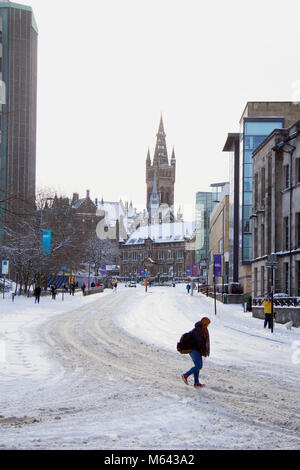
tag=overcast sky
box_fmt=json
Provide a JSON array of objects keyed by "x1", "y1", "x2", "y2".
[{"x1": 30, "y1": 0, "x2": 300, "y2": 218}]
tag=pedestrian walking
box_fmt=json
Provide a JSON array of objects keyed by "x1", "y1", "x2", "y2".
[
  {"x1": 114, "y1": 280, "x2": 118, "y2": 292},
  {"x1": 186, "y1": 283, "x2": 191, "y2": 294},
  {"x1": 71, "y1": 283, "x2": 75, "y2": 296},
  {"x1": 262, "y1": 294, "x2": 275, "y2": 329},
  {"x1": 179, "y1": 317, "x2": 211, "y2": 388},
  {"x1": 34, "y1": 285, "x2": 41, "y2": 304},
  {"x1": 50, "y1": 285, "x2": 57, "y2": 300}
]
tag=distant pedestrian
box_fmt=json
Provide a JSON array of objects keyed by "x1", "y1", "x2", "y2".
[
  {"x1": 114, "y1": 280, "x2": 118, "y2": 292},
  {"x1": 262, "y1": 295, "x2": 275, "y2": 329},
  {"x1": 34, "y1": 285, "x2": 41, "y2": 304},
  {"x1": 180, "y1": 317, "x2": 211, "y2": 388},
  {"x1": 186, "y1": 283, "x2": 191, "y2": 294},
  {"x1": 51, "y1": 285, "x2": 57, "y2": 300},
  {"x1": 71, "y1": 284, "x2": 75, "y2": 296}
]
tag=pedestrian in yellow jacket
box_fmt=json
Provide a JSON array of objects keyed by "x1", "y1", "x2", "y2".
[{"x1": 262, "y1": 295, "x2": 275, "y2": 329}]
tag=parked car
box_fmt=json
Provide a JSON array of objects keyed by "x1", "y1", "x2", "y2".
[
  {"x1": 128, "y1": 281, "x2": 136, "y2": 287},
  {"x1": 273, "y1": 293, "x2": 289, "y2": 298}
]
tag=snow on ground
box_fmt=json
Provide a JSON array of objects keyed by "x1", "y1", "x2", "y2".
[
  {"x1": 115, "y1": 285, "x2": 300, "y2": 386},
  {"x1": 0, "y1": 283, "x2": 299, "y2": 450}
]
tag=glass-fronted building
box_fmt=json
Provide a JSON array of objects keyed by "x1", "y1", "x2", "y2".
[
  {"x1": 195, "y1": 184, "x2": 226, "y2": 279},
  {"x1": 240, "y1": 118, "x2": 284, "y2": 264}
]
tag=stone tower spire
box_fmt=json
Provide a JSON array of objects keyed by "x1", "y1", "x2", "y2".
[
  {"x1": 146, "y1": 115, "x2": 176, "y2": 212},
  {"x1": 153, "y1": 114, "x2": 169, "y2": 167}
]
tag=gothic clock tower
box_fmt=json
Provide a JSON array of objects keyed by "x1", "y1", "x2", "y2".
[{"x1": 146, "y1": 116, "x2": 176, "y2": 212}]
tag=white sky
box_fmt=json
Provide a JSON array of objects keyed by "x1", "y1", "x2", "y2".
[{"x1": 30, "y1": 0, "x2": 300, "y2": 219}]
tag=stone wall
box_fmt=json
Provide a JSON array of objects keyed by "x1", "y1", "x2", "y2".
[{"x1": 252, "y1": 306, "x2": 300, "y2": 327}]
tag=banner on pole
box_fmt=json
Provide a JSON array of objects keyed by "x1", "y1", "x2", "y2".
[
  {"x1": 186, "y1": 266, "x2": 191, "y2": 276},
  {"x1": 193, "y1": 264, "x2": 198, "y2": 276},
  {"x1": 101, "y1": 265, "x2": 106, "y2": 276},
  {"x1": 213, "y1": 254, "x2": 222, "y2": 277},
  {"x1": 42, "y1": 230, "x2": 51, "y2": 254},
  {"x1": 2, "y1": 260, "x2": 9, "y2": 275}
]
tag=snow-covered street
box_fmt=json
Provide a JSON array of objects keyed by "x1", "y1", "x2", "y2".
[{"x1": 0, "y1": 284, "x2": 300, "y2": 450}]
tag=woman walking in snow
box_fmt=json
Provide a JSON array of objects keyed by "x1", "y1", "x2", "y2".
[{"x1": 181, "y1": 317, "x2": 210, "y2": 388}]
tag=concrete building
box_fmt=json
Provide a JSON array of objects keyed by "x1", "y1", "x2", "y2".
[
  {"x1": 251, "y1": 120, "x2": 300, "y2": 299},
  {"x1": 223, "y1": 102, "x2": 300, "y2": 293},
  {"x1": 0, "y1": 1, "x2": 38, "y2": 236}
]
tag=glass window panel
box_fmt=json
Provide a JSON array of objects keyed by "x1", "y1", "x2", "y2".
[
  {"x1": 244, "y1": 121, "x2": 283, "y2": 135},
  {"x1": 243, "y1": 191, "x2": 252, "y2": 205},
  {"x1": 244, "y1": 164, "x2": 252, "y2": 177},
  {"x1": 243, "y1": 205, "x2": 252, "y2": 219},
  {"x1": 243, "y1": 246, "x2": 252, "y2": 261},
  {"x1": 244, "y1": 177, "x2": 252, "y2": 191},
  {"x1": 244, "y1": 150, "x2": 253, "y2": 163},
  {"x1": 253, "y1": 135, "x2": 267, "y2": 148}
]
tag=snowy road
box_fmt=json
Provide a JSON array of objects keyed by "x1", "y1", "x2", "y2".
[{"x1": 0, "y1": 286, "x2": 300, "y2": 449}]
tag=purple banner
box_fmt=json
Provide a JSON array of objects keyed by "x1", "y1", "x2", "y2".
[
  {"x1": 140, "y1": 268, "x2": 144, "y2": 277},
  {"x1": 213, "y1": 255, "x2": 222, "y2": 277},
  {"x1": 101, "y1": 264, "x2": 106, "y2": 276},
  {"x1": 193, "y1": 264, "x2": 198, "y2": 276},
  {"x1": 186, "y1": 265, "x2": 191, "y2": 276}
]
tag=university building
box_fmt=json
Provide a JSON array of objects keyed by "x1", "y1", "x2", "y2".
[{"x1": 119, "y1": 116, "x2": 195, "y2": 280}]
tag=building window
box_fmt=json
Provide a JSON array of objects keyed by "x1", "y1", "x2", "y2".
[
  {"x1": 254, "y1": 173, "x2": 258, "y2": 210},
  {"x1": 261, "y1": 266, "x2": 265, "y2": 297},
  {"x1": 297, "y1": 159, "x2": 300, "y2": 184},
  {"x1": 167, "y1": 249, "x2": 173, "y2": 259},
  {"x1": 123, "y1": 252, "x2": 128, "y2": 261},
  {"x1": 132, "y1": 252, "x2": 137, "y2": 261},
  {"x1": 261, "y1": 167, "x2": 265, "y2": 204},
  {"x1": 261, "y1": 223, "x2": 265, "y2": 256},
  {"x1": 284, "y1": 165, "x2": 290, "y2": 189},
  {"x1": 284, "y1": 217, "x2": 289, "y2": 251},
  {"x1": 253, "y1": 227, "x2": 258, "y2": 259},
  {"x1": 158, "y1": 250, "x2": 164, "y2": 260},
  {"x1": 177, "y1": 250, "x2": 184, "y2": 260},
  {"x1": 284, "y1": 263, "x2": 289, "y2": 294},
  {"x1": 297, "y1": 213, "x2": 300, "y2": 249},
  {"x1": 254, "y1": 267, "x2": 258, "y2": 298}
]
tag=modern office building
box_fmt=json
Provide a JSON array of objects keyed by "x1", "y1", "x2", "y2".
[
  {"x1": 195, "y1": 183, "x2": 227, "y2": 282},
  {"x1": 224, "y1": 102, "x2": 300, "y2": 293},
  {"x1": 0, "y1": 1, "x2": 38, "y2": 236}
]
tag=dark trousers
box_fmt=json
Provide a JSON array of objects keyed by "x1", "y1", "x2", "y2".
[{"x1": 264, "y1": 314, "x2": 273, "y2": 329}]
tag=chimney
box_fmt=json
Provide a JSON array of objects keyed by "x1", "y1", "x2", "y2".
[{"x1": 86, "y1": 189, "x2": 90, "y2": 199}]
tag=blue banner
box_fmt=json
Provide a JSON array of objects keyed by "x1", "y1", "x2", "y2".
[
  {"x1": 42, "y1": 230, "x2": 51, "y2": 254},
  {"x1": 101, "y1": 265, "x2": 106, "y2": 276}
]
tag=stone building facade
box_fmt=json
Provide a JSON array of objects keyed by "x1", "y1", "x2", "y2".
[
  {"x1": 251, "y1": 121, "x2": 300, "y2": 298},
  {"x1": 119, "y1": 222, "x2": 195, "y2": 280}
]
